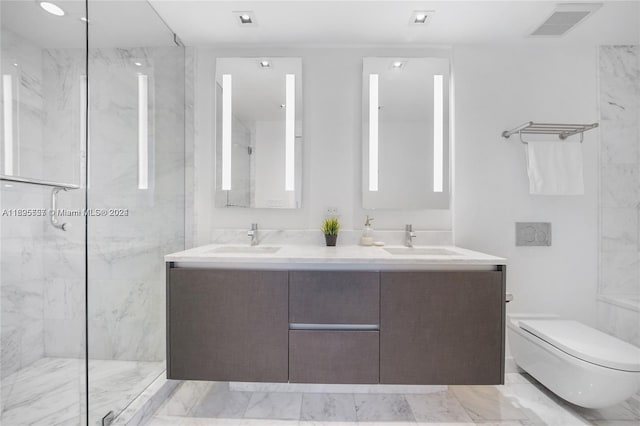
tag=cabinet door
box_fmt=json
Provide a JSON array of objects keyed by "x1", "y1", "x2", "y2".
[
  {"x1": 167, "y1": 268, "x2": 288, "y2": 382},
  {"x1": 289, "y1": 271, "x2": 379, "y2": 324},
  {"x1": 289, "y1": 330, "x2": 379, "y2": 384},
  {"x1": 380, "y1": 270, "x2": 505, "y2": 385}
]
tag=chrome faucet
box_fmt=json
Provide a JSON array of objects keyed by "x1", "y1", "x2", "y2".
[
  {"x1": 248, "y1": 223, "x2": 258, "y2": 246},
  {"x1": 405, "y1": 224, "x2": 416, "y2": 247}
]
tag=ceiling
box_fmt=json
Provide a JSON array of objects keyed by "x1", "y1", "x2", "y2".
[
  {"x1": 149, "y1": 0, "x2": 640, "y2": 47},
  {"x1": 1, "y1": 0, "x2": 175, "y2": 48},
  {"x1": 1, "y1": 1, "x2": 638, "y2": 49}
]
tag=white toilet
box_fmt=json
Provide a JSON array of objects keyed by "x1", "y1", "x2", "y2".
[{"x1": 507, "y1": 314, "x2": 640, "y2": 408}]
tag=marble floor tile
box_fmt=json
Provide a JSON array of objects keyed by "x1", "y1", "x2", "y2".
[
  {"x1": 147, "y1": 415, "x2": 188, "y2": 425},
  {"x1": 405, "y1": 391, "x2": 473, "y2": 423},
  {"x1": 590, "y1": 421, "x2": 640, "y2": 426},
  {"x1": 244, "y1": 392, "x2": 303, "y2": 420},
  {"x1": 564, "y1": 401, "x2": 639, "y2": 421},
  {"x1": 180, "y1": 419, "x2": 299, "y2": 426},
  {"x1": 158, "y1": 381, "x2": 221, "y2": 416},
  {"x1": 192, "y1": 390, "x2": 252, "y2": 419},
  {"x1": 497, "y1": 384, "x2": 589, "y2": 425},
  {"x1": 1, "y1": 357, "x2": 163, "y2": 426},
  {"x1": 300, "y1": 393, "x2": 357, "y2": 422},
  {"x1": 450, "y1": 386, "x2": 528, "y2": 422},
  {"x1": 503, "y1": 374, "x2": 533, "y2": 385},
  {"x1": 354, "y1": 394, "x2": 415, "y2": 422}
]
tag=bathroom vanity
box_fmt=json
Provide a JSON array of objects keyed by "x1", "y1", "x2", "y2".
[{"x1": 165, "y1": 245, "x2": 507, "y2": 385}]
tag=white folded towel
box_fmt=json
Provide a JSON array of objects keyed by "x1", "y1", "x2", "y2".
[{"x1": 526, "y1": 141, "x2": 584, "y2": 195}]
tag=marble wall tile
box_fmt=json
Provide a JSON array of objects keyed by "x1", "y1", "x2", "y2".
[
  {"x1": 597, "y1": 45, "x2": 640, "y2": 343},
  {"x1": 597, "y1": 300, "x2": 640, "y2": 346}
]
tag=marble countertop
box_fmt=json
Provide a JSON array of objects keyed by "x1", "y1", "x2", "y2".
[{"x1": 165, "y1": 244, "x2": 506, "y2": 268}]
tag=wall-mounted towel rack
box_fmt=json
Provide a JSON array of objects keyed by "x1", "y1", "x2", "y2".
[{"x1": 502, "y1": 122, "x2": 598, "y2": 144}]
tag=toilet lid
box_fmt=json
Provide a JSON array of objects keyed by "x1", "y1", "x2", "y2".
[{"x1": 519, "y1": 319, "x2": 640, "y2": 372}]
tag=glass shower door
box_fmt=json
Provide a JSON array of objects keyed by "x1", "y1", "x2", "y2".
[
  {"x1": 1, "y1": 1, "x2": 88, "y2": 424},
  {"x1": 86, "y1": 1, "x2": 185, "y2": 423}
]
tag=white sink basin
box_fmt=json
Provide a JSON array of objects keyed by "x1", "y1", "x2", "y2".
[
  {"x1": 384, "y1": 247, "x2": 458, "y2": 256},
  {"x1": 209, "y1": 246, "x2": 282, "y2": 254}
]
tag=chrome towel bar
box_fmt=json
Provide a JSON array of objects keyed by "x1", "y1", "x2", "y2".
[{"x1": 502, "y1": 121, "x2": 599, "y2": 144}]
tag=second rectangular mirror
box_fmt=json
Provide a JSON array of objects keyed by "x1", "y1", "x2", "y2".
[
  {"x1": 362, "y1": 57, "x2": 450, "y2": 210},
  {"x1": 215, "y1": 57, "x2": 303, "y2": 209}
]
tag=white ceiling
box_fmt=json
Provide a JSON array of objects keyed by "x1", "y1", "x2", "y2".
[
  {"x1": 149, "y1": 0, "x2": 640, "y2": 47},
  {"x1": 1, "y1": 0, "x2": 175, "y2": 48}
]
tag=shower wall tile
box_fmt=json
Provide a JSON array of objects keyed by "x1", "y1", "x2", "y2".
[
  {"x1": 1, "y1": 29, "x2": 45, "y2": 179},
  {"x1": 40, "y1": 46, "x2": 185, "y2": 362},
  {"x1": 1, "y1": 188, "x2": 47, "y2": 378}
]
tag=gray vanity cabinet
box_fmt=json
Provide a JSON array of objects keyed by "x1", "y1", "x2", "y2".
[
  {"x1": 166, "y1": 265, "x2": 506, "y2": 385},
  {"x1": 167, "y1": 268, "x2": 288, "y2": 382},
  {"x1": 380, "y1": 270, "x2": 505, "y2": 385}
]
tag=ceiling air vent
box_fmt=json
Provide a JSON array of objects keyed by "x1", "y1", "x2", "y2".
[{"x1": 531, "y1": 3, "x2": 602, "y2": 37}]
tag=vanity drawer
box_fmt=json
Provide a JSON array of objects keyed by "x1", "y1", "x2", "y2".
[
  {"x1": 289, "y1": 271, "x2": 379, "y2": 324},
  {"x1": 289, "y1": 330, "x2": 379, "y2": 383}
]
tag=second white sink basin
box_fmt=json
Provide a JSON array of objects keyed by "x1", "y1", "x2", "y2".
[
  {"x1": 209, "y1": 246, "x2": 282, "y2": 254},
  {"x1": 384, "y1": 247, "x2": 458, "y2": 256}
]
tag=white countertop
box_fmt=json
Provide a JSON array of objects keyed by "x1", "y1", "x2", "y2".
[{"x1": 165, "y1": 244, "x2": 506, "y2": 269}]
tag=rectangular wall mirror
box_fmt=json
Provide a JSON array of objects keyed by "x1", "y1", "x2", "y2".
[
  {"x1": 362, "y1": 57, "x2": 450, "y2": 210},
  {"x1": 214, "y1": 57, "x2": 303, "y2": 209}
]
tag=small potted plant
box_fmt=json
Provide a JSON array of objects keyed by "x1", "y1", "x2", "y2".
[{"x1": 321, "y1": 217, "x2": 340, "y2": 247}]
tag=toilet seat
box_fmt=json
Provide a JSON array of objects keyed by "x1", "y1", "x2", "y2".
[{"x1": 519, "y1": 319, "x2": 640, "y2": 372}]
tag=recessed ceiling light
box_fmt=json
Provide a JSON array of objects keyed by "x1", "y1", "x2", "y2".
[
  {"x1": 409, "y1": 10, "x2": 433, "y2": 25},
  {"x1": 39, "y1": 2, "x2": 65, "y2": 17},
  {"x1": 134, "y1": 62, "x2": 142, "y2": 67},
  {"x1": 391, "y1": 61, "x2": 406, "y2": 69},
  {"x1": 235, "y1": 11, "x2": 257, "y2": 26},
  {"x1": 12, "y1": 63, "x2": 18, "y2": 67},
  {"x1": 80, "y1": 17, "x2": 89, "y2": 23},
  {"x1": 259, "y1": 60, "x2": 271, "y2": 68}
]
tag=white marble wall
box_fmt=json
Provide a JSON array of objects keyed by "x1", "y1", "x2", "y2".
[
  {"x1": 1, "y1": 29, "x2": 48, "y2": 380},
  {"x1": 0, "y1": 186, "x2": 47, "y2": 379},
  {"x1": 597, "y1": 45, "x2": 640, "y2": 343}
]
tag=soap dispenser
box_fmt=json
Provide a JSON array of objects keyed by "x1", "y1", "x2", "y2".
[{"x1": 360, "y1": 215, "x2": 374, "y2": 246}]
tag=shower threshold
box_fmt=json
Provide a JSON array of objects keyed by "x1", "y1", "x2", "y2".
[{"x1": 1, "y1": 357, "x2": 163, "y2": 425}]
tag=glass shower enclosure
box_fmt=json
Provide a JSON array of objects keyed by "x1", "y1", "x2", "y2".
[{"x1": 0, "y1": 1, "x2": 185, "y2": 424}]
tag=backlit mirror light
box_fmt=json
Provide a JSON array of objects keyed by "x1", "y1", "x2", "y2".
[
  {"x1": 368, "y1": 74, "x2": 379, "y2": 192},
  {"x1": 433, "y1": 75, "x2": 444, "y2": 192},
  {"x1": 221, "y1": 74, "x2": 232, "y2": 190},
  {"x1": 285, "y1": 74, "x2": 295, "y2": 191}
]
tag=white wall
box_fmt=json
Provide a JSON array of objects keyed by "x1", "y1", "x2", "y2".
[
  {"x1": 191, "y1": 47, "x2": 452, "y2": 246},
  {"x1": 453, "y1": 45, "x2": 599, "y2": 325}
]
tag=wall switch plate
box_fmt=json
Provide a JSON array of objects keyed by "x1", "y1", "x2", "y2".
[{"x1": 516, "y1": 222, "x2": 551, "y2": 246}]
